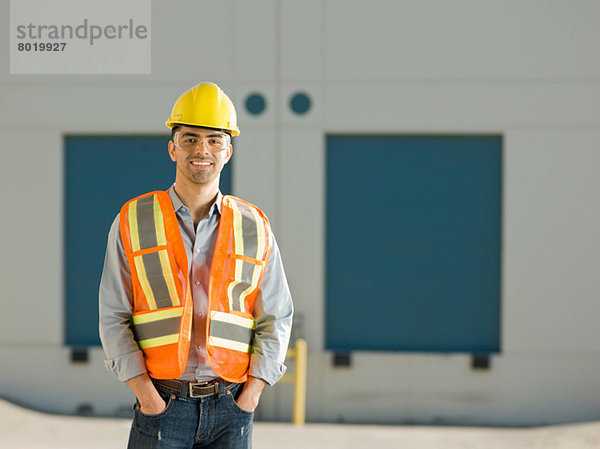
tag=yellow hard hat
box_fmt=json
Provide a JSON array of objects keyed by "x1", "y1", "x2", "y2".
[{"x1": 165, "y1": 82, "x2": 240, "y2": 136}]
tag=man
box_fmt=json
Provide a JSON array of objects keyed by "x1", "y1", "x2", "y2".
[{"x1": 99, "y1": 82, "x2": 293, "y2": 448}]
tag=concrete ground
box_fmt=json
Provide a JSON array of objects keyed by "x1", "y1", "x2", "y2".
[{"x1": 1, "y1": 399, "x2": 599, "y2": 449}]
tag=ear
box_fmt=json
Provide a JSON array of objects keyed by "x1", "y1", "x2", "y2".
[
  {"x1": 225, "y1": 144, "x2": 233, "y2": 164},
  {"x1": 168, "y1": 140, "x2": 177, "y2": 162}
]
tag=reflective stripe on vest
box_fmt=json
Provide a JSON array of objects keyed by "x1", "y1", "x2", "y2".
[
  {"x1": 128, "y1": 194, "x2": 167, "y2": 251},
  {"x1": 128, "y1": 194, "x2": 180, "y2": 310},
  {"x1": 209, "y1": 311, "x2": 256, "y2": 353},
  {"x1": 132, "y1": 307, "x2": 183, "y2": 349},
  {"x1": 227, "y1": 200, "x2": 267, "y2": 313}
]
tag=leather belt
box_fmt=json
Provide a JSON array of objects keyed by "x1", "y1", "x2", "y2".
[{"x1": 153, "y1": 378, "x2": 233, "y2": 399}]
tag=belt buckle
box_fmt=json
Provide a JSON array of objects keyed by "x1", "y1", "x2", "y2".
[{"x1": 188, "y1": 381, "x2": 215, "y2": 398}]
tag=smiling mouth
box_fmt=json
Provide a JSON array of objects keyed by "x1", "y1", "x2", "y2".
[{"x1": 189, "y1": 159, "x2": 213, "y2": 168}]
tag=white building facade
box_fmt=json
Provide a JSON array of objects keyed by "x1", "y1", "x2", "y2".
[{"x1": 1, "y1": 0, "x2": 599, "y2": 426}]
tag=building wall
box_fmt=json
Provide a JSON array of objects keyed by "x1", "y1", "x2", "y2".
[{"x1": 1, "y1": 0, "x2": 599, "y2": 425}]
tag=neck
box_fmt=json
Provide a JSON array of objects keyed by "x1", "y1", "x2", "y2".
[{"x1": 173, "y1": 176, "x2": 220, "y2": 225}]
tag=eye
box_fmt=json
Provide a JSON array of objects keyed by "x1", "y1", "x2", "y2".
[
  {"x1": 210, "y1": 138, "x2": 223, "y2": 145},
  {"x1": 183, "y1": 137, "x2": 197, "y2": 143}
]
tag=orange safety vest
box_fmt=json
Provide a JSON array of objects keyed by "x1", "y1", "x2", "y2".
[{"x1": 119, "y1": 190, "x2": 272, "y2": 382}]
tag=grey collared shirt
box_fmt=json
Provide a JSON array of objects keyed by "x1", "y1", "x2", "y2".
[{"x1": 99, "y1": 186, "x2": 293, "y2": 385}]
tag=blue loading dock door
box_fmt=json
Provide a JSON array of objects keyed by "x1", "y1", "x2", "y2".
[
  {"x1": 326, "y1": 135, "x2": 501, "y2": 353},
  {"x1": 65, "y1": 136, "x2": 232, "y2": 346}
]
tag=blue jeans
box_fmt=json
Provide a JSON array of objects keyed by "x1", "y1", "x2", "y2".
[{"x1": 127, "y1": 381, "x2": 254, "y2": 449}]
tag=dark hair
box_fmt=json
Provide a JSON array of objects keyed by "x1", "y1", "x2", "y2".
[{"x1": 170, "y1": 124, "x2": 231, "y2": 142}]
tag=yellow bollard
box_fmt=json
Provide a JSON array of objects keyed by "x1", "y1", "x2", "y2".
[
  {"x1": 292, "y1": 339, "x2": 307, "y2": 425},
  {"x1": 280, "y1": 338, "x2": 307, "y2": 425}
]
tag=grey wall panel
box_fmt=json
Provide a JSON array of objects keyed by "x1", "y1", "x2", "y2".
[{"x1": 324, "y1": 0, "x2": 600, "y2": 81}]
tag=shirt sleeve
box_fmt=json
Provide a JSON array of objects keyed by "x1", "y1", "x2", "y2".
[
  {"x1": 249, "y1": 232, "x2": 294, "y2": 386},
  {"x1": 98, "y1": 214, "x2": 147, "y2": 382}
]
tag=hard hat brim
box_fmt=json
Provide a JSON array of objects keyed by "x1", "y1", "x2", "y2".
[{"x1": 165, "y1": 119, "x2": 240, "y2": 136}]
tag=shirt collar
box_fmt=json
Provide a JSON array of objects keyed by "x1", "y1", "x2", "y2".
[{"x1": 168, "y1": 184, "x2": 223, "y2": 218}]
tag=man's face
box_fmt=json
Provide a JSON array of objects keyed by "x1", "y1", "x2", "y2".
[{"x1": 168, "y1": 125, "x2": 232, "y2": 186}]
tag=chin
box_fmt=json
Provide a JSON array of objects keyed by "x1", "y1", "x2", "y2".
[{"x1": 190, "y1": 174, "x2": 218, "y2": 185}]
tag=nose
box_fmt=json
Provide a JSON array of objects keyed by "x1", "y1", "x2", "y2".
[{"x1": 194, "y1": 140, "x2": 210, "y2": 155}]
